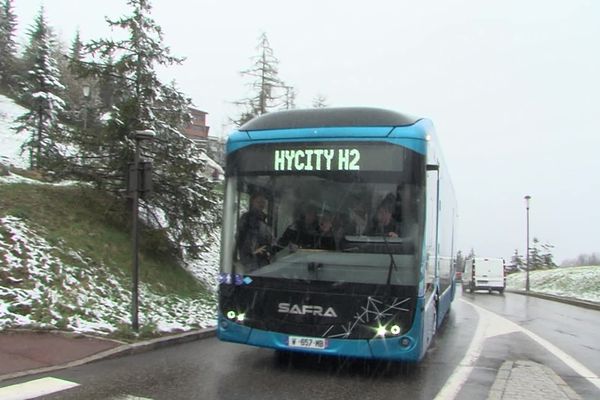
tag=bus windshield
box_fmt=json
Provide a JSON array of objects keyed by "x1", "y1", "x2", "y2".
[{"x1": 221, "y1": 144, "x2": 425, "y2": 286}]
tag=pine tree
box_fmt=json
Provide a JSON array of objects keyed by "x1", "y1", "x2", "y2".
[
  {"x1": 14, "y1": 6, "x2": 66, "y2": 171},
  {"x1": 234, "y1": 33, "x2": 287, "y2": 125},
  {"x1": 283, "y1": 86, "x2": 297, "y2": 110},
  {"x1": 467, "y1": 248, "x2": 476, "y2": 259},
  {"x1": 529, "y1": 237, "x2": 544, "y2": 270},
  {"x1": 79, "y1": 0, "x2": 218, "y2": 257},
  {"x1": 61, "y1": 30, "x2": 98, "y2": 128},
  {"x1": 0, "y1": 0, "x2": 18, "y2": 90},
  {"x1": 540, "y1": 241, "x2": 557, "y2": 268},
  {"x1": 312, "y1": 94, "x2": 328, "y2": 108},
  {"x1": 511, "y1": 249, "x2": 524, "y2": 267}
]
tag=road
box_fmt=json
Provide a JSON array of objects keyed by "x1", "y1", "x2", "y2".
[{"x1": 2, "y1": 290, "x2": 599, "y2": 400}]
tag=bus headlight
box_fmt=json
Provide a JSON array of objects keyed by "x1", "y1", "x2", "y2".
[
  {"x1": 376, "y1": 325, "x2": 388, "y2": 337},
  {"x1": 390, "y1": 325, "x2": 401, "y2": 335},
  {"x1": 236, "y1": 313, "x2": 246, "y2": 322},
  {"x1": 226, "y1": 310, "x2": 236, "y2": 320}
]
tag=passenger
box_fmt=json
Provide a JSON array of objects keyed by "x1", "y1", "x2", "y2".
[
  {"x1": 364, "y1": 197, "x2": 401, "y2": 238},
  {"x1": 237, "y1": 192, "x2": 273, "y2": 271},
  {"x1": 278, "y1": 205, "x2": 320, "y2": 249},
  {"x1": 316, "y1": 212, "x2": 336, "y2": 250}
]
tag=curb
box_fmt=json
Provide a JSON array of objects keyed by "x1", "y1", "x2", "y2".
[
  {"x1": 0, "y1": 327, "x2": 217, "y2": 383},
  {"x1": 506, "y1": 289, "x2": 600, "y2": 311}
]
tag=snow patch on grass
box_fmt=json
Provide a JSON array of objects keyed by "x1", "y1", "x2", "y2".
[
  {"x1": 506, "y1": 266, "x2": 600, "y2": 303},
  {"x1": 0, "y1": 215, "x2": 217, "y2": 335}
]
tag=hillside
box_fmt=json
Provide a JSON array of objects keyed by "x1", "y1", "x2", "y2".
[
  {"x1": 0, "y1": 93, "x2": 219, "y2": 337},
  {"x1": 0, "y1": 178, "x2": 219, "y2": 336},
  {"x1": 506, "y1": 266, "x2": 600, "y2": 303}
]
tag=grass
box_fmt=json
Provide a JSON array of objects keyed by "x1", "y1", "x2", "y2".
[{"x1": 0, "y1": 183, "x2": 211, "y2": 300}]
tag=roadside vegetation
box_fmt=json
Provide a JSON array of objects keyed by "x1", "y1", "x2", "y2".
[
  {"x1": 0, "y1": 180, "x2": 218, "y2": 339},
  {"x1": 506, "y1": 266, "x2": 600, "y2": 303},
  {"x1": 0, "y1": 0, "x2": 222, "y2": 339}
]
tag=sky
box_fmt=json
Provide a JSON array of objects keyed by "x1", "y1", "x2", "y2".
[{"x1": 11, "y1": 0, "x2": 600, "y2": 263}]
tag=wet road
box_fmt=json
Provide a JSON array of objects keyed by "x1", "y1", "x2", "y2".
[{"x1": 2, "y1": 290, "x2": 599, "y2": 399}]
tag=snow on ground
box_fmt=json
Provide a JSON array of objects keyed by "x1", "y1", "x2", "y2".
[
  {"x1": 506, "y1": 266, "x2": 600, "y2": 303},
  {"x1": 1, "y1": 93, "x2": 221, "y2": 335},
  {"x1": 0, "y1": 215, "x2": 217, "y2": 334},
  {"x1": 0, "y1": 94, "x2": 30, "y2": 169}
]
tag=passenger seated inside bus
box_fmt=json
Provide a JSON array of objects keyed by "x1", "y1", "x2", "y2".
[
  {"x1": 315, "y1": 212, "x2": 336, "y2": 250},
  {"x1": 277, "y1": 204, "x2": 320, "y2": 249},
  {"x1": 364, "y1": 195, "x2": 401, "y2": 238},
  {"x1": 277, "y1": 205, "x2": 338, "y2": 251},
  {"x1": 236, "y1": 192, "x2": 273, "y2": 271}
]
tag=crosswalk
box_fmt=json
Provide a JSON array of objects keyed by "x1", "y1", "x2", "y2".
[
  {"x1": 0, "y1": 377, "x2": 153, "y2": 400},
  {"x1": 0, "y1": 377, "x2": 78, "y2": 400}
]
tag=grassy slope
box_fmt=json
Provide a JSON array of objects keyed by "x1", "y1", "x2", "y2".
[
  {"x1": 506, "y1": 266, "x2": 600, "y2": 303},
  {"x1": 0, "y1": 183, "x2": 210, "y2": 300}
]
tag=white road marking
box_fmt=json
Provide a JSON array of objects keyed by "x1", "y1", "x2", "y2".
[
  {"x1": 0, "y1": 377, "x2": 79, "y2": 400},
  {"x1": 434, "y1": 299, "x2": 600, "y2": 400}
]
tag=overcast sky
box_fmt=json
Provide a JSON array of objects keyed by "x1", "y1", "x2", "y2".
[{"x1": 13, "y1": 0, "x2": 600, "y2": 263}]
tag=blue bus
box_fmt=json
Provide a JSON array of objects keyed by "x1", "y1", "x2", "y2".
[{"x1": 217, "y1": 108, "x2": 457, "y2": 362}]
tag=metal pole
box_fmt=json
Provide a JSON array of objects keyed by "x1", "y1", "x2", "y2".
[
  {"x1": 525, "y1": 196, "x2": 531, "y2": 292},
  {"x1": 131, "y1": 138, "x2": 141, "y2": 331}
]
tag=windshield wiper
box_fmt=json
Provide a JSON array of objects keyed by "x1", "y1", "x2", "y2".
[{"x1": 382, "y1": 234, "x2": 398, "y2": 287}]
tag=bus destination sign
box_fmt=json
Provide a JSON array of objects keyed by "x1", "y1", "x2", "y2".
[
  {"x1": 228, "y1": 142, "x2": 413, "y2": 175},
  {"x1": 274, "y1": 148, "x2": 360, "y2": 171}
]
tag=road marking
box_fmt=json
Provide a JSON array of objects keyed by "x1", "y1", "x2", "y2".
[
  {"x1": 433, "y1": 298, "x2": 516, "y2": 400},
  {"x1": 0, "y1": 377, "x2": 79, "y2": 400},
  {"x1": 435, "y1": 299, "x2": 600, "y2": 400}
]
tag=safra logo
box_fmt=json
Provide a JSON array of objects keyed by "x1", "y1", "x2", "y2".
[
  {"x1": 274, "y1": 149, "x2": 360, "y2": 171},
  {"x1": 278, "y1": 303, "x2": 338, "y2": 317}
]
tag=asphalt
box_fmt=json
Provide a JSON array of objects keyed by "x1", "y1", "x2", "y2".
[
  {"x1": 0, "y1": 327, "x2": 216, "y2": 382},
  {"x1": 0, "y1": 290, "x2": 597, "y2": 390}
]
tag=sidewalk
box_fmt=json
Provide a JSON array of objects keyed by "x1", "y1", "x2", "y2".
[{"x1": 0, "y1": 328, "x2": 216, "y2": 382}]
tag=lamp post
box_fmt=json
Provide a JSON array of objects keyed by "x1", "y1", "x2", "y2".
[
  {"x1": 524, "y1": 195, "x2": 531, "y2": 292},
  {"x1": 131, "y1": 129, "x2": 155, "y2": 332},
  {"x1": 82, "y1": 84, "x2": 91, "y2": 131}
]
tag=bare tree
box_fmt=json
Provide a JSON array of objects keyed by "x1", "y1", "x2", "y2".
[
  {"x1": 312, "y1": 93, "x2": 328, "y2": 108},
  {"x1": 234, "y1": 33, "x2": 289, "y2": 125}
]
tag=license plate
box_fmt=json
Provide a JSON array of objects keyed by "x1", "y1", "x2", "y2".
[{"x1": 288, "y1": 336, "x2": 328, "y2": 350}]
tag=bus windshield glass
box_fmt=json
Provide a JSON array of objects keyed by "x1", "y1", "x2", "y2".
[{"x1": 222, "y1": 142, "x2": 425, "y2": 286}]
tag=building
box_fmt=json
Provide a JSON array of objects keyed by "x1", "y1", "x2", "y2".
[
  {"x1": 181, "y1": 107, "x2": 225, "y2": 179},
  {"x1": 183, "y1": 107, "x2": 210, "y2": 139}
]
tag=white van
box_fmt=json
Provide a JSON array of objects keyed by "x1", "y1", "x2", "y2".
[{"x1": 462, "y1": 257, "x2": 505, "y2": 293}]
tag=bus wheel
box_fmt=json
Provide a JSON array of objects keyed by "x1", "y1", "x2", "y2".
[{"x1": 469, "y1": 283, "x2": 474, "y2": 293}]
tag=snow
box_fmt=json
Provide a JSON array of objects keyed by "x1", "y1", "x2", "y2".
[
  {"x1": 0, "y1": 215, "x2": 217, "y2": 334},
  {"x1": 0, "y1": 94, "x2": 30, "y2": 169},
  {"x1": 1, "y1": 93, "x2": 221, "y2": 336},
  {"x1": 506, "y1": 266, "x2": 600, "y2": 303}
]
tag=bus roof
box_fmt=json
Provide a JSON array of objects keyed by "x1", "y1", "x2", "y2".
[{"x1": 240, "y1": 107, "x2": 420, "y2": 131}]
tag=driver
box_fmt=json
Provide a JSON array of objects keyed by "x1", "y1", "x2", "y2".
[{"x1": 364, "y1": 197, "x2": 400, "y2": 238}]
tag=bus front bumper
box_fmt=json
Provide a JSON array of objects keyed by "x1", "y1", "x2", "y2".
[{"x1": 217, "y1": 316, "x2": 423, "y2": 362}]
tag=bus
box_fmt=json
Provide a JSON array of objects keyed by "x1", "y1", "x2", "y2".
[{"x1": 217, "y1": 107, "x2": 457, "y2": 362}]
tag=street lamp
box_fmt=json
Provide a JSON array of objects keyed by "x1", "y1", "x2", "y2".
[
  {"x1": 524, "y1": 195, "x2": 531, "y2": 292},
  {"x1": 131, "y1": 129, "x2": 155, "y2": 332},
  {"x1": 82, "y1": 84, "x2": 91, "y2": 131}
]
